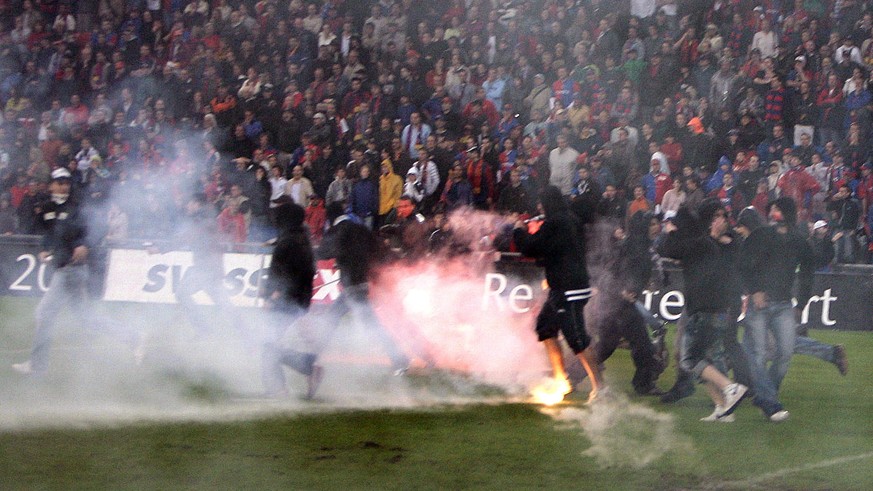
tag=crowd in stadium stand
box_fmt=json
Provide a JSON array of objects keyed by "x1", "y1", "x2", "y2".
[{"x1": 0, "y1": 0, "x2": 872, "y2": 266}]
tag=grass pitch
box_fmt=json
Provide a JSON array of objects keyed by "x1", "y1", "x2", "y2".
[{"x1": 0, "y1": 297, "x2": 871, "y2": 490}]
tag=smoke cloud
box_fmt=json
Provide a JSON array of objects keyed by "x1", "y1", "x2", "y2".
[{"x1": 544, "y1": 394, "x2": 695, "y2": 469}]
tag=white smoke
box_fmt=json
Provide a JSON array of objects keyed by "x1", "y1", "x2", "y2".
[
  {"x1": 544, "y1": 394, "x2": 695, "y2": 469},
  {"x1": 0, "y1": 193, "x2": 631, "y2": 433},
  {"x1": 1, "y1": 249, "x2": 552, "y2": 430}
]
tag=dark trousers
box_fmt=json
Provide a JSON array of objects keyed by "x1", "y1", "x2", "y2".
[{"x1": 591, "y1": 298, "x2": 661, "y2": 393}]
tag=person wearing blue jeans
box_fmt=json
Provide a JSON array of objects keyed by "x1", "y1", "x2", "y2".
[
  {"x1": 736, "y1": 199, "x2": 815, "y2": 422},
  {"x1": 795, "y1": 336, "x2": 847, "y2": 374},
  {"x1": 13, "y1": 168, "x2": 140, "y2": 375},
  {"x1": 742, "y1": 300, "x2": 796, "y2": 417},
  {"x1": 657, "y1": 200, "x2": 749, "y2": 421}
]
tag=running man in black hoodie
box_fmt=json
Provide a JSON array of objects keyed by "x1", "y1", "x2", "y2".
[
  {"x1": 314, "y1": 203, "x2": 410, "y2": 375},
  {"x1": 657, "y1": 199, "x2": 748, "y2": 421},
  {"x1": 514, "y1": 186, "x2": 605, "y2": 403},
  {"x1": 261, "y1": 201, "x2": 321, "y2": 399}
]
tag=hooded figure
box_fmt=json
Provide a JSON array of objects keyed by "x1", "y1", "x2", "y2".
[
  {"x1": 736, "y1": 206, "x2": 766, "y2": 233},
  {"x1": 650, "y1": 151, "x2": 670, "y2": 175},
  {"x1": 268, "y1": 202, "x2": 316, "y2": 311},
  {"x1": 737, "y1": 195, "x2": 815, "y2": 420},
  {"x1": 769, "y1": 196, "x2": 797, "y2": 229},
  {"x1": 587, "y1": 210, "x2": 666, "y2": 395},
  {"x1": 513, "y1": 185, "x2": 606, "y2": 402},
  {"x1": 657, "y1": 199, "x2": 749, "y2": 421},
  {"x1": 403, "y1": 166, "x2": 424, "y2": 203},
  {"x1": 260, "y1": 201, "x2": 323, "y2": 399}
]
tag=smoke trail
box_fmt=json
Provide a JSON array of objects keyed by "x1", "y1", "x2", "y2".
[{"x1": 543, "y1": 394, "x2": 695, "y2": 469}]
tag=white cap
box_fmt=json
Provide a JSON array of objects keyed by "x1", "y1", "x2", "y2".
[
  {"x1": 813, "y1": 220, "x2": 828, "y2": 230},
  {"x1": 50, "y1": 167, "x2": 72, "y2": 180}
]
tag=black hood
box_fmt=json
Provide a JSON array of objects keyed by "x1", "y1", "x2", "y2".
[
  {"x1": 274, "y1": 202, "x2": 306, "y2": 234},
  {"x1": 697, "y1": 197, "x2": 725, "y2": 228},
  {"x1": 672, "y1": 204, "x2": 705, "y2": 239},
  {"x1": 736, "y1": 206, "x2": 766, "y2": 232},
  {"x1": 769, "y1": 196, "x2": 797, "y2": 227},
  {"x1": 540, "y1": 185, "x2": 569, "y2": 219}
]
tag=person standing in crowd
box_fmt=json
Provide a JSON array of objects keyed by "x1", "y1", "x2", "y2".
[
  {"x1": 827, "y1": 184, "x2": 863, "y2": 264},
  {"x1": 378, "y1": 155, "x2": 404, "y2": 228},
  {"x1": 325, "y1": 166, "x2": 352, "y2": 209},
  {"x1": 285, "y1": 164, "x2": 315, "y2": 208},
  {"x1": 410, "y1": 147, "x2": 440, "y2": 213},
  {"x1": 513, "y1": 186, "x2": 605, "y2": 403},
  {"x1": 401, "y1": 112, "x2": 431, "y2": 161},
  {"x1": 657, "y1": 199, "x2": 748, "y2": 421},
  {"x1": 349, "y1": 162, "x2": 379, "y2": 229},
  {"x1": 548, "y1": 135, "x2": 579, "y2": 197}
]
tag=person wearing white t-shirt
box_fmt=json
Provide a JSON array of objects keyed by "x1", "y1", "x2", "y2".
[
  {"x1": 549, "y1": 135, "x2": 580, "y2": 196},
  {"x1": 268, "y1": 166, "x2": 288, "y2": 209},
  {"x1": 751, "y1": 21, "x2": 778, "y2": 59}
]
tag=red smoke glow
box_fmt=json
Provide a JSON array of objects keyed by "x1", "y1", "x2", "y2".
[{"x1": 369, "y1": 258, "x2": 550, "y2": 387}]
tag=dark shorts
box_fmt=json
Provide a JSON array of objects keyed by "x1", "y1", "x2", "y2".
[
  {"x1": 679, "y1": 311, "x2": 728, "y2": 378},
  {"x1": 535, "y1": 288, "x2": 593, "y2": 353}
]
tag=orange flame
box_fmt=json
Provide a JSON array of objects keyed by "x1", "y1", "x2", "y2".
[{"x1": 530, "y1": 377, "x2": 572, "y2": 406}]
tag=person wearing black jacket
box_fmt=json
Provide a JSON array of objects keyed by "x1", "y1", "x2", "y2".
[
  {"x1": 260, "y1": 201, "x2": 321, "y2": 399},
  {"x1": 305, "y1": 202, "x2": 410, "y2": 394},
  {"x1": 12, "y1": 168, "x2": 139, "y2": 375},
  {"x1": 513, "y1": 186, "x2": 605, "y2": 403},
  {"x1": 657, "y1": 199, "x2": 748, "y2": 421},
  {"x1": 827, "y1": 184, "x2": 863, "y2": 264},
  {"x1": 588, "y1": 212, "x2": 667, "y2": 396},
  {"x1": 738, "y1": 197, "x2": 816, "y2": 422}
]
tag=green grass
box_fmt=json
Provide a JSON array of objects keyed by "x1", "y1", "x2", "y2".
[{"x1": 0, "y1": 297, "x2": 872, "y2": 490}]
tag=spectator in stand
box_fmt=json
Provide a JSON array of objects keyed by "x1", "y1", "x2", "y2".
[
  {"x1": 217, "y1": 201, "x2": 247, "y2": 247},
  {"x1": 642, "y1": 159, "x2": 673, "y2": 207},
  {"x1": 285, "y1": 164, "x2": 315, "y2": 208},
  {"x1": 828, "y1": 183, "x2": 863, "y2": 264},
  {"x1": 349, "y1": 163, "x2": 379, "y2": 229},
  {"x1": 661, "y1": 178, "x2": 686, "y2": 218},
  {"x1": 777, "y1": 153, "x2": 822, "y2": 222},
  {"x1": 763, "y1": 77, "x2": 787, "y2": 127},
  {"x1": 627, "y1": 184, "x2": 652, "y2": 224},
  {"x1": 548, "y1": 135, "x2": 579, "y2": 198}
]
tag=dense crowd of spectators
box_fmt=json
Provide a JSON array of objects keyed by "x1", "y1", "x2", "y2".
[{"x1": 1, "y1": 0, "x2": 872, "y2": 266}]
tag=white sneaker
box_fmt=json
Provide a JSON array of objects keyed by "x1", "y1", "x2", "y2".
[
  {"x1": 718, "y1": 383, "x2": 748, "y2": 417},
  {"x1": 11, "y1": 360, "x2": 33, "y2": 375},
  {"x1": 701, "y1": 405, "x2": 735, "y2": 422},
  {"x1": 769, "y1": 410, "x2": 790, "y2": 422}
]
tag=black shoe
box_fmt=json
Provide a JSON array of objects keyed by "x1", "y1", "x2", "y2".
[
  {"x1": 635, "y1": 384, "x2": 664, "y2": 396},
  {"x1": 834, "y1": 345, "x2": 848, "y2": 376},
  {"x1": 660, "y1": 384, "x2": 694, "y2": 403}
]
